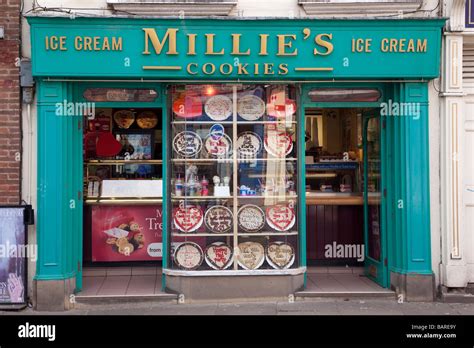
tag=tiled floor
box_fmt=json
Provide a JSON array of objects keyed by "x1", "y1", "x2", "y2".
[
  {"x1": 304, "y1": 266, "x2": 393, "y2": 294},
  {"x1": 80, "y1": 267, "x2": 164, "y2": 297},
  {"x1": 80, "y1": 266, "x2": 392, "y2": 297}
]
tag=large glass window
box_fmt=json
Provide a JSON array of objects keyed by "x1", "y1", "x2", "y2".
[{"x1": 168, "y1": 84, "x2": 299, "y2": 272}]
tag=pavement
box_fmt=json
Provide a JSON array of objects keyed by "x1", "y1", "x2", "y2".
[{"x1": 2, "y1": 298, "x2": 474, "y2": 315}]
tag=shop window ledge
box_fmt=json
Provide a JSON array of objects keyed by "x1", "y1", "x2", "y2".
[
  {"x1": 164, "y1": 267, "x2": 307, "y2": 277},
  {"x1": 298, "y1": 0, "x2": 423, "y2": 17},
  {"x1": 106, "y1": 0, "x2": 237, "y2": 16}
]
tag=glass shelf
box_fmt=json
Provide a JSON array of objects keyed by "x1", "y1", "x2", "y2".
[{"x1": 85, "y1": 159, "x2": 163, "y2": 165}]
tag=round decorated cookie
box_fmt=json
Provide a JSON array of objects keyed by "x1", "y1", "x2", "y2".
[
  {"x1": 174, "y1": 242, "x2": 204, "y2": 270},
  {"x1": 237, "y1": 204, "x2": 265, "y2": 233},
  {"x1": 204, "y1": 205, "x2": 233, "y2": 234}
]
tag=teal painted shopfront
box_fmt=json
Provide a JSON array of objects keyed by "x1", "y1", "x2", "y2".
[{"x1": 28, "y1": 16, "x2": 444, "y2": 307}]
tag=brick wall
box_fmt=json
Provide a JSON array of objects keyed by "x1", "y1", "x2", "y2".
[{"x1": 0, "y1": 0, "x2": 21, "y2": 204}]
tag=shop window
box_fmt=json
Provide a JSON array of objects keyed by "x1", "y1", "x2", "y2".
[
  {"x1": 168, "y1": 84, "x2": 299, "y2": 272},
  {"x1": 308, "y1": 88, "x2": 381, "y2": 103}
]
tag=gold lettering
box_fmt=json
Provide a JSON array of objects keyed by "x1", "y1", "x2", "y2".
[
  {"x1": 277, "y1": 34, "x2": 297, "y2": 56},
  {"x1": 205, "y1": 34, "x2": 224, "y2": 55},
  {"x1": 238, "y1": 63, "x2": 249, "y2": 75},
  {"x1": 254, "y1": 63, "x2": 259, "y2": 75},
  {"x1": 59, "y1": 36, "x2": 67, "y2": 51},
  {"x1": 407, "y1": 39, "x2": 415, "y2": 52},
  {"x1": 366, "y1": 39, "x2": 372, "y2": 52},
  {"x1": 389, "y1": 39, "x2": 397, "y2": 52},
  {"x1": 93, "y1": 37, "x2": 101, "y2": 51},
  {"x1": 203, "y1": 63, "x2": 216, "y2": 74},
  {"x1": 74, "y1": 37, "x2": 82, "y2": 50},
  {"x1": 187, "y1": 63, "x2": 198, "y2": 75},
  {"x1": 314, "y1": 33, "x2": 333, "y2": 56},
  {"x1": 231, "y1": 34, "x2": 250, "y2": 55},
  {"x1": 381, "y1": 39, "x2": 389, "y2": 52},
  {"x1": 264, "y1": 63, "x2": 274, "y2": 75},
  {"x1": 112, "y1": 37, "x2": 122, "y2": 51},
  {"x1": 417, "y1": 39, "x2": 427, "y2": 52},
  {"x1": 187, "y1": 34, "x2": 197, "y2": 55},
  {"x1": 142, "y1": 28, "x2": 178, "y2": 55},
  {"x1": 219, "y1": 63, "x2": 233, "y2": 75},
  {"x1": 278, "y1": 63, "x2": 288, "y2": 75},
  {"x1": 259, "y1": 34, "x2": 269, "y2": 56},
  {"x1": 102, "y1": 37, "x2": 110, "y2": 51},
  {"x1": 399, "y1": 39, "x2": 406, "y2": 53},
  {"x1": 84, "y1": 37, "x2": 92, "y2": 51}
]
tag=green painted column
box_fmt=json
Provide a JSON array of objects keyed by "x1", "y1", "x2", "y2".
[
  {"x1": 387, "y1": 82, "x2": 433, "y2": 301},
  {"x1": 35, "y1": 80, "x2": 82, "y2": 310}
]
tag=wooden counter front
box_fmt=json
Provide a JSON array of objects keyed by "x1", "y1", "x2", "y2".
[{"x1": 306, "y1": 193, "x2": 380, "y2": 206}]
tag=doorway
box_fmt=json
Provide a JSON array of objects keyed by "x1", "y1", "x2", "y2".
[{"x1": 304, "y1": 106, "x2": 389, "y2": 292}]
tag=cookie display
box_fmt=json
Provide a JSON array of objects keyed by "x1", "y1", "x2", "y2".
[
  {"x1": 113, "y1": 110, "x2": 135, "y2": 129},
  {"x1": 204, "y1": 95, "x2": 233, "y2": 121},
  {"x1": 265, "y1": 241, "x2": 295, "y2": 269},
  {"x1": 237, "y1": 95, "x2": 265, "y2": 121},
  {"x1": 236, "y1": 131, "x2": 262, "y2": 158},
  {"x1": 204, "y1": 242, "x2": 233, "y2": 270},
  {"x1": 172, "y1": 131, "x2": 202, "y2": 158},
  {"x1": 204, "y1": 205, "x2": 233, "y2": 234},
  {"x1": 237, "y1": 204, "x2": 265, "y2": 233},
  {"x1": 102, "y1": 221, "x2": 145, "y2": 256},
  {"x1": 173, "y1": 205, "x2": 204, "y2": 233},
  {"x1": 136, "y1": 111, "x2": 158, "y2": 129},
  {"x1": 264, "y1": 129, "x2": 293, "y2": 157},
  {"x1": 236, "y1": 242, "x2": 265, "y2": 270},
  {"x1": 173, "y1": 92, "x2": 203, "y2": 118},
  {"x1": 266, "y1": 204, "x2": 296, "y2": 232},
  {"x1": 203, "y1": 133, "x2": 232, "y2": 158},
  {"x1": 174, "y1": 242, "x2": 204, "y2": 270}
]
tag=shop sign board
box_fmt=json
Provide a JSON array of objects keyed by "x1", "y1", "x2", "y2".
[{"x1": 27, "y1": 17, "x2": 444, "y2": 79}]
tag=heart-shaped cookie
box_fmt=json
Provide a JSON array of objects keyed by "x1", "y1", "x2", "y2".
[
  {"x1": 266, "y1": 242, "x2": 295, "y2": 269},
  {"x1": 173, "y1": 206, "x2": 203, "y2": 233},
  {"x1": 236, "y1": 242, "x2": 265, "y2": 270},
  {"x1": 266, "y1": 204, "x2": 296, "y2": 232},
  {"x1": 113, "y1": 110, "x2": 135, "y2": 129},
  {"x1": 95, "y1": 132, "x2": 122, "y2": 157},
  {"x1": 205, "y1": 242, "x2": 233, "y2": 270}
]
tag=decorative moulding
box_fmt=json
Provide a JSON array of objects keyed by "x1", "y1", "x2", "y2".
[
  {"x1": 298, "y1": 0, "x2": 423, "y2": 18},
  {"x1": 106, "y1": 0, "x2": 237, "y2": 16}
]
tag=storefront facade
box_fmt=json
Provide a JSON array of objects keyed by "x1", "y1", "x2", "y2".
[
  {"x1": 27, "y1": 16, "x2": 444, "y2": 309},
  {"x1": 439, "y1": 0, "x2": 474, "y2": 295}
]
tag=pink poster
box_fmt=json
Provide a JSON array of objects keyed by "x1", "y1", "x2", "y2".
[{"x1": 91, "y1": 205, "x2": 163, "y2": 262}]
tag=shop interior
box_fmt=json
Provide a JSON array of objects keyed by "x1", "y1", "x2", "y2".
[{"x1": 304, "y1": 107, "x2": 385, "y2": 291}]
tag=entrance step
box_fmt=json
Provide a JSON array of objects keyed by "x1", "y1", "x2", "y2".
[
  {"x1": 295, "y1": 290, "x2": 395, "y2": 299},
  {"x1": 75, "y1": 293, "x2": 177, "y2": 305},
  {"x1": 440, "y1": 287, "x2": 474, "y2": 303}
]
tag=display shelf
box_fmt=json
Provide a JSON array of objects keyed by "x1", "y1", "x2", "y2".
[
  {"x1": 85, "y1": 159, "x2": 163, "y2": 165},
  {"x1": 172, "y1": 233, "x2": 234, "y2": 237},
  {"x1": 237, "y1": 195, "x2": 297, "y2": 199},
  {"x1": 171, "y1": 158, "x2": 297, "y2": 163},
  {"x1": 172, "y1": 121, "x2": 234, "y2": 125},
  {"x1": 238, "y1": 231, "x2": 299, "y2": 236},
  {"x1": 85, "y1": 197, "x2": 163, "y2": 205},
  {"x1": 171, "y1": 195, "x2": 233, "y2": 200}
]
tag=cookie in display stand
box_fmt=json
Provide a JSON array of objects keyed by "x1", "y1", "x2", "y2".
[
  {"x1": 237, "y1": 94, "x2": 265, "y2": 121},
  {"x1": 236, "y1": 131, "x2": 263, "y2": 159},
  {"x1": 236, "y1": 241, "x2": 265, "y2": 270},
  {"x1": 174, "y1": 242, "x2": 204, "y2": 270},
  {"x1": 113, "y1": 110, "x2": 135, "y2": 129},
  {"x1": 203, "y1": 133, "x2": 233, "y2": 158},
  {"x1": 204, "y1": 242, "x2": 233, "y2": 270},
  {"x1": 264, "y1": 129, "x2": 293, "y2": 157},
  {"x1": 172, "y1": 131, "x2": 202, "y2": 158},
  {"x1": 173, "y1": 205, "x2": 204, "y2": 233},
  {"x1": 237, "y1": 204, "x2": 265, "y2": 233},
  {"x1": 204, "y1": 95, "x2": 233, "y2": 121},
  {"x1": 265, "y1": 241, "x2": 295, "y2": 269},
  {"x1": 266, "y1": 204, "x2": 296, "y2": 232},
  {"x1": 204, "y1": 205, "x2": 233, "y2": 234}
]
